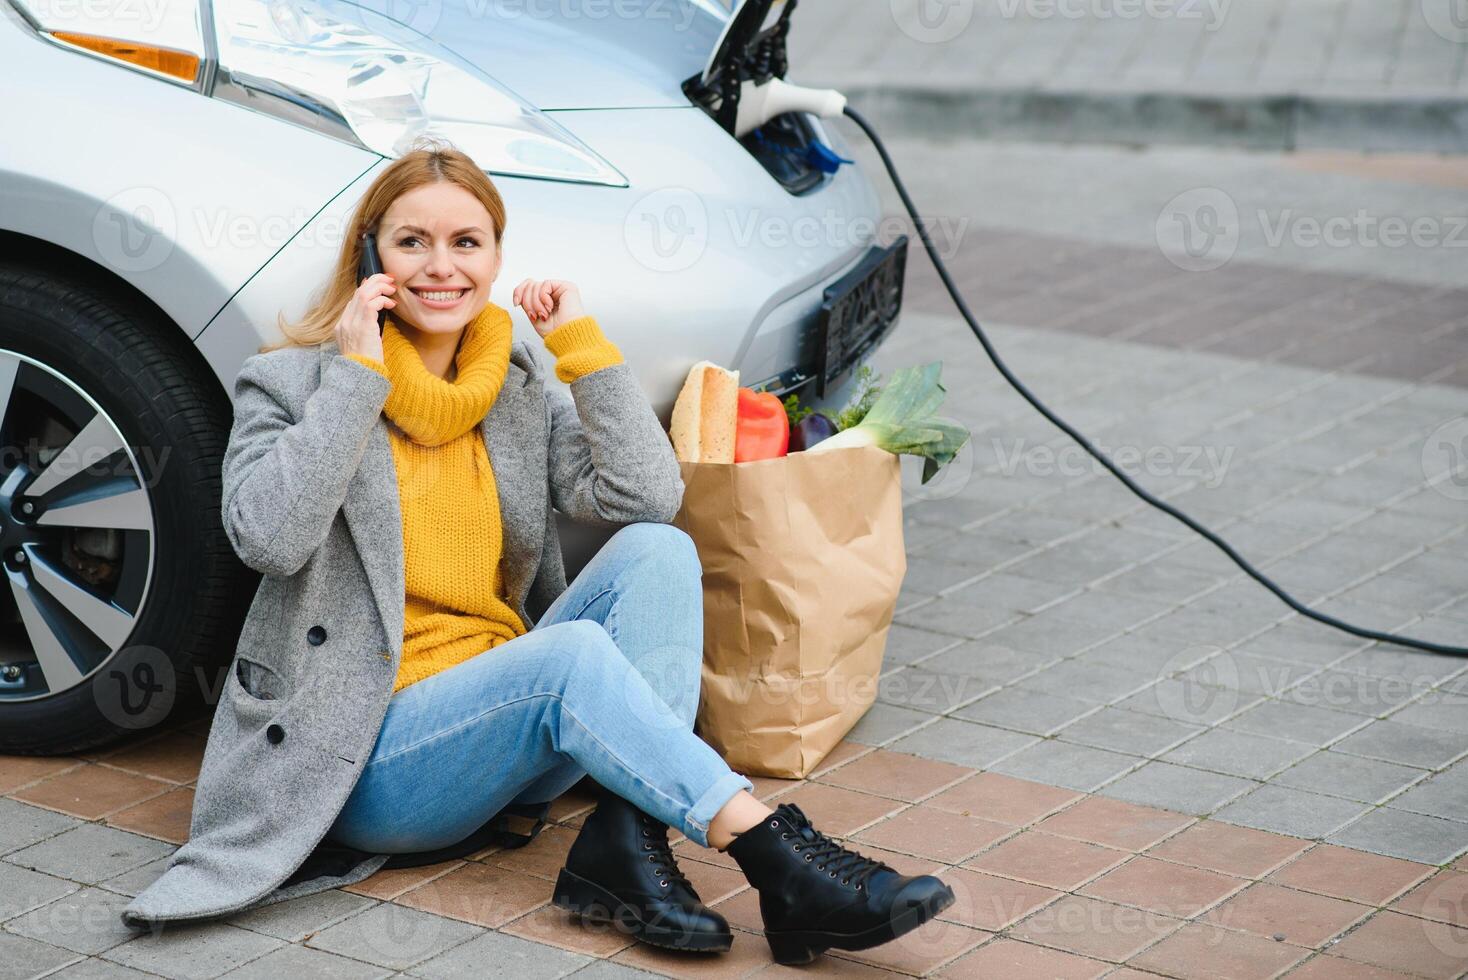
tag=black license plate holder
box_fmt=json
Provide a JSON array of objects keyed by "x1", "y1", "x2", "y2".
[{"x1": 814, "y1": 235, "x2": 908, "y2": 398}]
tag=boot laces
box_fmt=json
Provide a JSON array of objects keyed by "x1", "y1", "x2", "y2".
[
  {"x1": 776, "y1": 803, "x2": 888, "y2": 889},
  {"x1": 639, "y1": 813, "x2": 694, "y2": 892}
]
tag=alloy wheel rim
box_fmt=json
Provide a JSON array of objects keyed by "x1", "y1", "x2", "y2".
[{"x1": 0, "y1": 350, "x2": 155, "y2": 701}]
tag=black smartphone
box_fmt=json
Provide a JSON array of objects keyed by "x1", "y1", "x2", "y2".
[{"x1": 358, "y1": 231, "x2": 387, "y2": 334}]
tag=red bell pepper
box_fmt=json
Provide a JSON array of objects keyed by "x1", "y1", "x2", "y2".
[{"x1": 734, "y1": 387, "x2": 789, "y2": 462}]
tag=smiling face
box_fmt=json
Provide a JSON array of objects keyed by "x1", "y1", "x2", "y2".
[{"x1": 378, "y1": 181, "x2": 503, "y2": 337}]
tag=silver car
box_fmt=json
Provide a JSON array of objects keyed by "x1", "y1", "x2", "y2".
[{"x1": 0, "y1": 0, "x2": 907, "y2": 753}]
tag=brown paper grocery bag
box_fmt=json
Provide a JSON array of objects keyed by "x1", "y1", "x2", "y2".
[{"x1": 671, "y1": 444, "x2": 906, "y2": 778}]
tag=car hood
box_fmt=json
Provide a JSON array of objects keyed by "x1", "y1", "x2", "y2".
[{"x1": 398, "y1": 0, "x2": 731, "y2": 110}]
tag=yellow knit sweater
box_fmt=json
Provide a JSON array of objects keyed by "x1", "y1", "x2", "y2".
[{"x1": 344, "y1": 303, "x2": 624, "y2": 693}]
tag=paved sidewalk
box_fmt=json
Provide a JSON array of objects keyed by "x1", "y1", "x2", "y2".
[{"x1": 789, "y1": 0, "x2": 1468, "y2": 150}]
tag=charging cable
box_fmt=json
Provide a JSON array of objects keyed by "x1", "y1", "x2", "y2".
[{"x1": 818, "y1": 103, "x2": 1465, "y2": 658}]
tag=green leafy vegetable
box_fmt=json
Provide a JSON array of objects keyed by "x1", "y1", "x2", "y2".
[{"x1": 804, "y1": 361, "x2": 970, "y2": 484}]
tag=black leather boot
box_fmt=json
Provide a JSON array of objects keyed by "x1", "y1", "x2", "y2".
[
  {"x1": 725, "y1": 802, "x2": 955, "y2": 965},
  {"x1": 553, "y1": 790, "x2": 732, "y2": 952}
]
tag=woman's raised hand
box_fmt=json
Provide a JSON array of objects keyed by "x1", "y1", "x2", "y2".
[
  {"x1": 336, "y1": 273, "x2": 395, "y2": 363},
  {"x1": 514, "y1": 278, "x2": 585, "y2": 338}
]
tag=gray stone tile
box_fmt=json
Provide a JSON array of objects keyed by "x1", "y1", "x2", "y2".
[
  {"x1": 1333, "y1": 720, "x2": 1468, "y2": 769},
  {"x1": 1272, "y1": 751, "x2": 1428, "y2": 804},
  {"x1": 1039, "y1": 590, "x2": 1177, "y2": 634},
  {"x1": 876, "y1": 667, "x2": 993, "y2": 715},
  {"x1": 225, "y1": 889, "x2": 376, "y2": 943},
  {"x1": 6, "y1": 886, "x2": 138, "y2": 955},
  {"x1": 1333, "y1": 646, "x2": 1468, "y2": 684},
  {"x1": 1117, "y1": 679, "x2": 1261, "y2": 727},
  {"x1": 409, "y1": 930, "x2": 589, "y2": 980},
  {"x1": 989, "y1": 740, "x2": 1143, "y2": 793},
  {"x1": 1177, "y1": 652, "x2": 1318, "y2": 697},
  {"x1": 1236, "y1": 622, "x2": 1367, "y2": 666},
  {"x1": 1391, "y1": 690, "x2": 1468, "y2": 734},
  {"x1": 1055, "y1": 707, "x2": 1204, "y2": 757},
  {"x1": 1092, "y1": 561, "x2": 1225, "y2": 604},
  {"x1": 6, "y1": 825, "x2": 174, "y2": 886},
  {"x1": 44, "y1": 956, "x2": 161, "y2": 979},
  {"x1": 951, "y1": 687, "x2": 1099, "y2": 736},
  {"x1": 1077, "y1": 630, "x2": 1214, "y2": 675},
  {"x1": 888, "y1": 718, "x2": 1039, "y2": 769},
  {"x1": 1015, "y1": 659, "x2": 1155, "y2": 704},
  {"x1": 1160, "y1": 728, "x2": 1317, "y2": 780},
  {"x1": 221, "y1": 942, "x2": 392, "y2": 980},
  {"x1": 1223, "y1": 699, "x2": 1370, "y2": 746},
  {"x1": 1215, "y1": 785, "x2": 1371, "y2": 839},
  {"x1": 941, "y1": 572, "x2": 1078, "y2": 618},
  {"x1": 1282, "y1": 668, "x2": 1435, "y2": 717},
  {"x1": 979, "y1": 612, "x2": 1122, "y2": 657},
  {"x1": 0, "y1": 797, "x2": 81, "y2": 856},
  {"x1": 845, "y1": 702, "x2": 934, "y2": 746},
  {"x1": 893, "y1": 589, "x2": 1016, "y2": 639},
  {"x1": 0, "y1": 860, "x2": 80, "y2": 922},
  {"x1": 918, "y1": 640, "x2": 1058, "y2": 683},
  {"x1": 98, "y1": 857, "x2": 175, "y2": 899},
  {"x1": 0, "y1": 932, "x2": 80, "y2": 978},
  {"x1": 882, "y1": 624, "x2": 966, "y2": 667},
  {"x1": 105, "y1": 921, "x2": 285, "y2": 980},
  {"x1": 1098, "y1": 761, "x2": 1257, "y2": 815},
  {"x1": 307, "y1": 904, "x2": 483, "y2": 972},
  {"x1": 1390, "y1": 767, "x2": 1468, "y2": 821},
  {"x1": 1330, "y1": 808, "x2": 1468, "y2": 865}
]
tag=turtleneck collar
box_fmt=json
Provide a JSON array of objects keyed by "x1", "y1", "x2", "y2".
[{"x1": 378, "y1": 301, "x2": 513, "y2": 447}]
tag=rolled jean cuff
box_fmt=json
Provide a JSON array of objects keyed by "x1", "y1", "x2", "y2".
[{"x1": 680, "y1": 770, "x2": 754, "y2": 848}]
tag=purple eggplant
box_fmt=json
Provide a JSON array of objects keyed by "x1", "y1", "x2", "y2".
[{"x1": 789, "y1": 412, "x2": 840, "y2": 452}]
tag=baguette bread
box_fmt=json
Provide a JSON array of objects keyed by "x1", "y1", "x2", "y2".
[{"x1": 670, "y1": 360, "x2": 739, "y2": 463}]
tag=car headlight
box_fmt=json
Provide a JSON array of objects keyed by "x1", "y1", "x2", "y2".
[
  {"x1": 213, "y1": 0, "x2": 628, "y2": 185},
  {"x1": 7, "y1": 0, "x2": 628, "y2": 186}
]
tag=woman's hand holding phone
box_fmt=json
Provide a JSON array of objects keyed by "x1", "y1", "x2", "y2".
[
  {"x1": 513, "y1": 279, "x2": 584, "y2": 339},
  {"x1": 337, "y1": 273, "x2": 395, "y2": 363}
]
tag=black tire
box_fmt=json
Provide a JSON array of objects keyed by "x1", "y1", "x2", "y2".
[{"x1": 0, "y1": 263, "x2": 256, "y2": 755}]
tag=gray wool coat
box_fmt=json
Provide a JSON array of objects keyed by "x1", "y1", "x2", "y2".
[{"x1": 119, "y1": 323, "x2": 685, "y2": 931}]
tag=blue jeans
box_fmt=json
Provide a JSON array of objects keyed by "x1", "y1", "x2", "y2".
[{"x1": 326, "y1": 523, "x2": 752, "y2": 851}]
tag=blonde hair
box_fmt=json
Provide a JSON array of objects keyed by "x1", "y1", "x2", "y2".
[{"x1": 260, "y1": 136, "x2": 508, "y2": 353}]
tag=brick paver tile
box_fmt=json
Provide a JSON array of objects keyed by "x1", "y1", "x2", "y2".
[
  {"x1": 940, "y1": 937, "x2": 1109, "y2": 979},
  {"x1": 1285, "y1": 953, "x2": 1420, "y2": 978},
  {"x1": 965, "y1": 831, "x2": 1130, "y2": 890},
  {"x1": 1036, "y1": 796, "x2": 1194, "y2": 851},
  {"x1": 95, "y1": 731, "x2": 206, "y2": 784},
  {"x1": 0, "y1": 755, "x2": 83, "y2": 794},
  {"x1": 1391, "y1": 870, "x2": 1468, "y2": 927},
  {"x1": 12, "y1": 764, "x2": 170, "y2": 820},
  {"x1": 853, "y1": 805, "x2": 1012, "y2": 864},
  {"x1": 393, "y1": 861, "x2": 548, "y2": 928},
  {"x1": 545, "y1": 782, "x2": 598, "y2": 825},
  {"x1": 835, "y1": 919, "x2": 990, "y2": 976},
  {"x1": 1327, "y1": 910, "x2": 1468, "y2": 979},
  {"x1": 1147, "y1": 820, "x2": 1310, "y2": 878},
  {"x1": 1130, "y1": 922, "x2": 1310, "y2": 978},
  {"x1": 616, "y1": 927, "x2": 782, "y2": 977},
  {"x1": 486, "y1": 825, "x2": 576, "y2": 881},
  {"x1": 341, "y1": 860, "x2": 464, "y2": 900},
  {"x1": 816, "y1": 749, "x2": 972, "y2": 803},
  {"x1": 1203, "y1": 882, "x2": 1372, "y2": 948},
  {"x1": 678, "y1": 859, "x2": 749, "y2": 907},
  {"x1": 1078, "y1": 856, "x2": 1246, "y2": 918},
  {"x1": 937, "y1": 867, "x2": 1062, "y2": 931},
  {"x1": 106, "y1": 786, "x2": 195, "y2": 844},
  {"x1": 1011, "y1": 894, "x2": 1183, "y2": 963},
  {"x1": 500, "y1": 904, "x2": 634, "y2": 957},
  {"x1": 774, "y1": 783, "x2": 906, "y2": 837},
  {"x1": 1268, "y1": 844, "x2": 1434, "y2": 905},
  {"x1": 924, "y1": 772, "x2": 1082, "y2": 826}
]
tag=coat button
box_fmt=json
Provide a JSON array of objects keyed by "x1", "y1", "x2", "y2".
[
  {"x1": 266, "y1": 723, "x2": 285, "y2": 744},
  {"x1": 307, "y1": 625, "x2": 327, "y2": 646}
]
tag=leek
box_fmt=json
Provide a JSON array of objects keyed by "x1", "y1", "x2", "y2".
[{"x1": 805, "y1": 361, "x2": 970, "y2": 484}]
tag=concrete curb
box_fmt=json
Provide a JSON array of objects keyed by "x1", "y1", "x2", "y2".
[{"x1": 824, "y1": 84, "x2": 1468, "y2": 154}]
